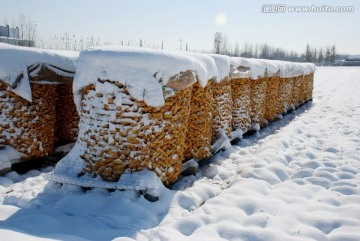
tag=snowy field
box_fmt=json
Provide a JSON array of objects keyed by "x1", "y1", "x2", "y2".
[{"x1": 0, "y1": 66, "x2": 360, "y2": 241}]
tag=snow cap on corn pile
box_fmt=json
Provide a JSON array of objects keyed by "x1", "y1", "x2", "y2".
[
  {"x1": 230, "y1": 57, "x2": 267, "y2": 80},
  {"x1": 0, "y1": 43, "x2": 78, "y2": 160},
  {"x1": 183, "y1": 52, "x2": 219, "y2": 82},
  {"x1": 0, "y1": 43, "x2": 78, "y2": 102},
  {"x1": 48, "y1": 47, "x2": 212, "y2": 188},
  {"x1": 230, "y1": 58, "x2": 316, "y2": 79},
  {"x1": 275, "y1": 61, "x2": 315, "y2": 78},
  {"x1": 73, "y1": 46, "x2": 208, "y2": 111},
  {"x1": 208, "y1": 54, "x2": 232, "y2": 81},
  {"x1": 302, "y1": 62, "x2": 316, "y2": 75}
]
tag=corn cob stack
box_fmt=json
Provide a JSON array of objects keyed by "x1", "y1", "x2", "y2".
[
  {"x1": 212, "y1": 77, "x2": 233, "y2": 141},
  {"x1": 249, "y1": 78, "x2": 268, "y2": 127},
  {"x1": 231, "y1": 77, "x2": 251, "y2": 133},
  {"x1": 291, "y1": 75, "x2": 303, "y2": 107},
  {"x1": 0, "y1": 81, "x2": 56, "y2": 158},
  {"x1": 184, "y1": 81, "x2": 214, "y2": 160},
  {"x1": 55, "y1": 83, "x2": 80, "y2": 143},
  {"x1": 264, "y1": 76, "x2": 281, "y2": 122},
  {"x1": 307, "y1": 73, "x2": 314, "y2": 101},
  {"x1": 299, "y1": 75, "x2": 308, "y2": 104},
  {"x1": 78, "y1": 79, "x2": 192, "y2": 185},
  {"x1": 277, "y1": 77, "x2": 294, "y2": 115}
]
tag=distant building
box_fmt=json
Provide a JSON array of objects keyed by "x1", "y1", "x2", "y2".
[
  {"x1": 0, "y1": 25, "x2": 35, "y2": 47},
  {"x1": 343, "y1": 55, "x2": 360, "y2": 66}
]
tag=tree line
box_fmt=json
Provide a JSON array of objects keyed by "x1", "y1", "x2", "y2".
[{"x1": 213, "y1": 32, "x2": 345, "y2": 65}]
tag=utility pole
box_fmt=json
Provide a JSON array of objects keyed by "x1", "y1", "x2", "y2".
[
  {"x1": 186, "y1": 43, "x2": 188, "y2": 52},
  {"x1": 180, "y1": 39, "x2": 182, "y2": 51},
  {"x1": 161, "y1": 41, "x2": 164, "y2": 50}
]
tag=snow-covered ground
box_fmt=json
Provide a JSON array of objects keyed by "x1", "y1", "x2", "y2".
[{"x1": 0, "y1": 67, "x2": 359, "y2": 241}]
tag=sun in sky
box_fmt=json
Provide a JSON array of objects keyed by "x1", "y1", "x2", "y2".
[{"x1": 215, "y1": 12, "x2": 227, "y2": 26}]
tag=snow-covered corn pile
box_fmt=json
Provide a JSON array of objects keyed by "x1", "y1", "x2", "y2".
[
  {"x1": 184, "y1": 81, "x2": 214, "y2": 159},
  {"x1": 264, "y1": 75, "x2": 281, "y2": 121},
  {"x1": 43, "y1": 47, "x2": 315, "y2": 190},
  {"x1": 305, "y1": 72, "x2": 315, "y2": 101},
  {"x1": 29, "y1": 64, "x2": 79, "y2": 145},
  {"x1": 262, "y1": 60, "x2": 281, "y2": 122},
  {"x1": 183, "y1": 53, "x2": 219, "y2": 160},
  {"x1": 77, "y1": 80, "x2": 193, "y2": 185},
  {"x1": 47, "y1": 47, "x2": 210, "y2": 187},
  {"x1": 210, "y1": 55, "x2": 233, "y2": 140},
  {"x1": 276, "y1": 63, "x2": 315, "y2": 115},
  {"x1": 230, "y1": 58, "x2": 269, "y2": 131},
  {"x1": 0, "y1": 82, "x2": 56, "y2": 158},
  {"x1": 291, "y1": 75, "x2": 303, "y2": 107},
  {"x1": 300, "y1": 74, "x2": 309, "y2": 103},
  {"x1": 212, "y1": 79, "x2": 233, "y2": 139},
  {"x1": 244, "y1": 60, "x2": 268, "y2": 128},
  {"x1": 250, "y1": 78, "x2": 268, "y2": 127},
  {"x1": 230, "y1": 76, "x2": 251, "y2": 133},
  {"x1": 0, "y1": 43, "x2": 78, "y2": 163},
  {"x1": 277, "y1": 76, "x2": 294, "y2": 114},
  {"x1": 227, "y1": 57, "x2": 252, "y2": 133}
]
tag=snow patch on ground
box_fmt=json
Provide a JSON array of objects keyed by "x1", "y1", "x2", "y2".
[{"x1": 0, "y1": 146, "x2": 22, "y2": 171}]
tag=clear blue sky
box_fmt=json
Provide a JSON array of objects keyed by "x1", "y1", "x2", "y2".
[{"x1": 0, "y1": 0, "x2": 359, "y2": 54}]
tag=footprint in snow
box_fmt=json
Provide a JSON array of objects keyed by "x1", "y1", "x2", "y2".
[
  {"x1": 322, "y1": 162, "x2": 338, "y2": 168},
  {"x1": 323, "y1": 146, "x2": 340, "y2": 153},
  {"x1": 291, "y1": 169, "x2": 314, "y2": 179},
  {"x1": 314, "y1": 171, "x2": 338, "y2": 182},
  {"x1": 335, "y1": 172, "x2": 356, "y2": 180},
  {"x1": 177, "y1": 220, "x2": 201, "y2": 236},
  {"x1": 285, "y1": 154, "x2": 293, "y2": 163},
  {"x1": 304, "y1": 177, "x2": 332, "y2": 189},
  {"x1": 302, "y1": 160, "x2": 321, "y2": 169},
  {"x1": 332, "y1": 180, "x2": 357, "y2": 187},
  {"x1": 330, "y1": 186, "x2": 360, "y2": 195},
  {"x1": 243, "y1": 213, "x2": 269, "y2": 228},
  {"x1": 337, "y1": 166, "x2": 358, "y2": 175},
  {"x1": 268, "y1": 166, "x2": 289, "y2": 182},
  {"x1": 314, "y1": 220, "x2": 341, "y2": 234},
  {"x1": 240, "y1": 203, "x2": 256, "y2": 216}
]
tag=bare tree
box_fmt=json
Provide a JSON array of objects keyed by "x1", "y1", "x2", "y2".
[
  {"x1": 330, "y1": 45, "x2": 336, "y2": 65},
  {"x1": 289, "y1": 51, "x2": 299, "y2": 62},
  {"x1": 234, "y1": 42, "x2": 240, "y2": 57},
  {"x1": 241, "y1": 42, "x2": 253, "y2": 58},
  {"x1": 312, "y1": 48, "x2": 318, "y2": 63},
  {"x1": 213, "y1": 32, "x2": 223, "y2": 54},
  {"x1": 259, "y1": 44, "x2": 271, "y2": 59},
  {"x1": 253, "y1": 44, "x2": 259, "y2": 58},
  {"x1": 273, "y1": 48, "x2": 286, "y2": 60},
  {"x1": 325, "y1": 47, "x2": 331, "y2": 65},
  {"x1": 0, "y1": 13, "x2": 38, "y2": 47},
  {"x1": 318, "y1": 48, "x2": 324, "y2": 66},
  {"x1": 305, "y1": 44, "x2": 312, "y2": 62},
  {"x1": 221, "y1": 34, "x2": 230, "y2": 55},
  {"x1": 18, "y1": 14, "x2": 26, "y2": 41},
  {"x1": 16, "y1": 13, "x2": 37, "y2": 46}
]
